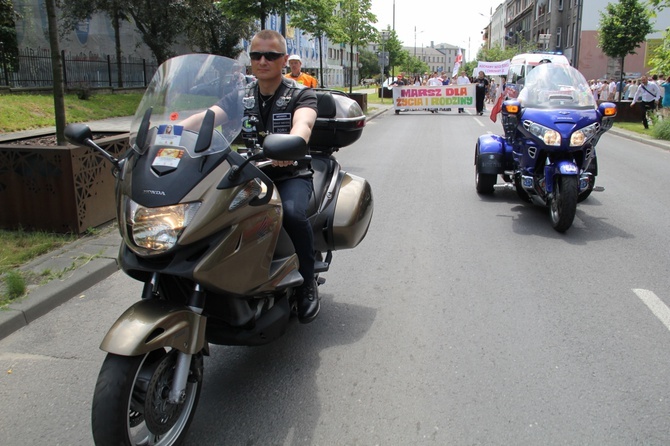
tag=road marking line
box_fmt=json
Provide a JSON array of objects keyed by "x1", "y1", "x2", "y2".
[{"x1": 633, "y1": 288, "x2": 670, "y2": 331}]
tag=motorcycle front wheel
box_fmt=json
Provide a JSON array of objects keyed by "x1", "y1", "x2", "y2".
[
  {"x1": 91, "y1": 349, "x2": 202, "y2": 446},
  {"x1": 550, "y1": 175, "x2": 578, "y2": 233}
]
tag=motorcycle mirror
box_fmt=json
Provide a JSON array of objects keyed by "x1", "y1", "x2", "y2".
[
  {"x1": 194, "y1": 109, "x2": 215, "y2": 153},
  {"x1": 64, "y1": 123, "x2": 94, "y2": 146},
  {"x1": 64, "y1": 123, "x2": 120, "y2": 171},
  {"x1": 262, "y1": 134, "x2": 308, "y2": 161},
  {"x1": 135, "y1": 107, "x2": 153, "y2": 152}
]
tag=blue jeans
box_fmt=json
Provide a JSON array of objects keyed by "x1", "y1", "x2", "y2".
[{"x1": 276, "y1": 176, "x2": 315, "y2": 282}]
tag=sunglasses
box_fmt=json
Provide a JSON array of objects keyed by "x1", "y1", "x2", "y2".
[{"x1": 249, "y1": 51, "x2": 285, "y2": 61}]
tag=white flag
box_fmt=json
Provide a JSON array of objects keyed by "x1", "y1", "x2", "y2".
[{"x1": 452, "y1": 48, "x2": 463, "y2": 78}]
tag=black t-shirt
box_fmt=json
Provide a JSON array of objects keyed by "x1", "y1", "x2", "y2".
[{"x1": 476, "y1": 77, "x2": 489, "y2": 89}]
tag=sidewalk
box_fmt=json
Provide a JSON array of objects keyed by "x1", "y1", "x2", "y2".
[
  {"x1": 0, "y1": 116, "x2": 134, "y2": 142},
  {"x1": 0, "y1": 104, "x2": 393, "y2": 341}
]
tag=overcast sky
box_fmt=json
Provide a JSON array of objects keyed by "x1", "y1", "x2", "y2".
[{"x1": 369, "y1": 0, "x2": 506, "y2": 60}]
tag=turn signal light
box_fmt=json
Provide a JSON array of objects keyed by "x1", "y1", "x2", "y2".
[
  {"x1": 505, "y1": 104, "x2": 519, "y2": 113},
  {"x1": 603, "y1": 107, "x2": 616, "y2": 116}
]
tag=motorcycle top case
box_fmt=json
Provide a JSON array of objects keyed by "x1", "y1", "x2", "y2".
[{"x1": 309, "y1": 90, "x2": 366, "y2": 151}]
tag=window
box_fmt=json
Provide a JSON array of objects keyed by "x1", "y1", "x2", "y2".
[
  {"x1": 556, "y1": 27, "x2": 562, "y2": 48},
  {"x1": 558, "y1": 0, "x2": 563, "y2": 11}
]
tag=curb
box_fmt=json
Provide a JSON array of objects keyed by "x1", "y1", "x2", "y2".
[
  {"x1": 0, "y1": 257, "x2": 119, "y2": 340},
  {"x1": 0, "y1": 225, "x2": 121, "y2": 341},
  {"x1": 608, "y1": 127, "x2": 670, "y2": 151}
]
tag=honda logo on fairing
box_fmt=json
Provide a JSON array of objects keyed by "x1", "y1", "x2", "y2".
[{"x1": 143, "y1": 190, "x2": 166, "y2": 196}]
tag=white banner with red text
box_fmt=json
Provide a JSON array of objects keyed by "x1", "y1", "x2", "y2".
[
  {"x1": 472, "y1": 60, "x2": 510, "y2": 76},
  {"x1": 393, "y1": 85, "x2": 476, "y2": 112}
]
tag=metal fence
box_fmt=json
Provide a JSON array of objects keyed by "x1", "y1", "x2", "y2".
[{"x1": 0, "y1": 48, "x2": 158, "y2": 89}]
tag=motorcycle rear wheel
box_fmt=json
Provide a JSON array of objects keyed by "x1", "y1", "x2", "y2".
[
  {"x1": 550, "y1": 175, "x2": 578, "y2": 232},
  {"x1": 475, "y1": 146, "x2": 496, "y2": 194},
  {"x1": 91, "y1": 350, "x2": 202, "y2": 446}
]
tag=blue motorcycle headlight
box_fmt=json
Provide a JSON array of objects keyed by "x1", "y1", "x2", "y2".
[
  {"x1": 570, "y1": 123, "x2": 599, "y2": 147},
  {"x1": 524, "y1": 121, "x2": 561, "y2": 146}
]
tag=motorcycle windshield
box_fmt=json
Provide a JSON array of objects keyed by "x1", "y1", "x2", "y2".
[
  {"x1": 129, "y1": 54, "x2": 245, "y2": 158},
  {"x1": 517, "y1": 63, "x2": 596, "y2": 110}
]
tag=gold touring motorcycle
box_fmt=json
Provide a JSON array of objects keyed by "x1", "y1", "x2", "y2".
[{"x1": 64, "y1": 54, "x2": 373, "y2": 445}]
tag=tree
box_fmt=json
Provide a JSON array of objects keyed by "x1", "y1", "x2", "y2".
[
  {"x1": 125, "y1": 1, "x2": 190, "y2": 65},
  {"x1": 334, "y1": 0, "x2": 377, "y2": 93},
  {"x1": 0, "y1": 0, "x2": 19, "y2": 73},
  {"x1": 649, "y1": 29, "x2": 670, "y2": 75},
  {"x1": 379, "y1": 27, "x2": 403, "y2": 74},
  {"x1": 400, "y1": 55, "x2": 428, "y2": 79},
  {"x1": 191, "y1": 1, "x2": 256, "y2": 57},
  {"x1": 647, "y1": 0, "x2": 670, "y2": 74},
  {"x1": 289, "y1": 0, "x2": 340, "y2": 87},
  {"x1": 217, "y1": 0, "x2": 293, "y2": 31},
  {"x1": 358, "y1": 48, "x2": 379, "y2": 80},
  {"x1": 598, "y1": 0, "x2": 653, "y2": 98},
  {"x1": 44, "y1": 0, "x2": 66, "y2": 145},
  {"x1": 475, "y1": 39, "x2": 538, "y2": 65},
  {"x1": 60, "y1": 0, "x2": 128, "y2": 87}
]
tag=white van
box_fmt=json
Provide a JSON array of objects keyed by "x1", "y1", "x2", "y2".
[{"x1": 505, "y1": 52, "x2": 571, "y2": 98}]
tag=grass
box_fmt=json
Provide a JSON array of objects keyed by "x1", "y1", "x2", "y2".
[
  {"x1": 0, "y1": 92, "x2": 143, "y2": 133},
  {"x1": 0, "y1": 229, "x2": 78, "y2": 307}
]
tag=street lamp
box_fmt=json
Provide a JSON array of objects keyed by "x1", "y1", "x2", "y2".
[
  {"x1": 380, "y1": 30, "x2": 390, "y2": 103},
  {"x1": 414, "y1": 26, "x2": 424, "y2": 58}
]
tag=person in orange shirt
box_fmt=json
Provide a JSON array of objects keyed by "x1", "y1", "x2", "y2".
[{"x1": 285, "y1": 54, "x2": 318, "y2": 88}]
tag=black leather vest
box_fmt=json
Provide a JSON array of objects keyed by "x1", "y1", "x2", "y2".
[{"x1": 241, "y1": 78, "x2": 305, "y2": 144}]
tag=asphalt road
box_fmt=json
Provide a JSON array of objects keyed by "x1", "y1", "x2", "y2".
[{"x1": 2, "y1": 109, "x2": 670, "y2": 445}]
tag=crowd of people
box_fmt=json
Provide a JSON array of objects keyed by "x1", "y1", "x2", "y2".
[
  {"x1": 389, "y1": 70, "x2": 501, "y2": 115},
  {"x1": 588, "y1": 74, "x2": 670, "y2": 129}
]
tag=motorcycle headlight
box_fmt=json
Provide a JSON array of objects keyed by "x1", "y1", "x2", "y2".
[
  {"x1": 525, "y1": 121, "x2": 561, "y2": 146},
  {"x1": 570, "y1": 123, "x2": 599, "y2": 147},
  {"x1": 127, "y1": 200, "x2": 201, "y2": 253}
]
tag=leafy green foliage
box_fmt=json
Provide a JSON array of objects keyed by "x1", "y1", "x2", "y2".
[
  {"x1": 598, "y1": 0, "x2": 653, "y2": 60},
  {"x1": 476, "y1": 41, "x2": 538, "y2": 63},
  {"x1": 400, "y1": 55, "x2": 429, "y2": 78},
  {"x1": 3, "y1": 271, "x2": 26, "y2": 301},
  {"x1": 358, "y1": 49, "x2": 380, "y2": 80},
  {"x1": 217, "y1": 0, "x2": 293, "y2": 30},
  {"x1": 377, "y1": 27, "x2": 404, "y2": 73},
  {"x1": 649, "y1": 28, "x2": 670, "y2": 74},
  {"x1": 652, "y1": 116, "x2": 670, "y2": 140},
  {"x1": 192, "y1": 2, "x2": 255, "y2": 57},
  {"x1": 334, "y1": 0, "x2": 377, "y2": 92},
  {"x1": 290, "y1": 0, "x2": 341, "y2": 87},
  {"x1": 0, "y1": 0, "x2": 19, "y2": 69}
]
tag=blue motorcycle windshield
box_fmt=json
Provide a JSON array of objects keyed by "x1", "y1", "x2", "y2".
[{"x1": 517, "y1": 64, "x2": 597, "y2": 110}]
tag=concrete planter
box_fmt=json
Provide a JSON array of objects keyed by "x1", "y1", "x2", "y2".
[{"x1": 0, "y1": 133, "x2": 129, "y2": 234}]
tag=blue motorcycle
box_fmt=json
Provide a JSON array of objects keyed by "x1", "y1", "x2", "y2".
[{"x1": 475, "y1": 63, "x2": 617, "y2": 232}]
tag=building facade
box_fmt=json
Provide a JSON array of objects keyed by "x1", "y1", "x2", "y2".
[
  {"x1": 9, "y1": 0, "x2": 360, "y2": 88},
  {"x1": 484, "y1": 0, "x2": 670, "y2": 82}
]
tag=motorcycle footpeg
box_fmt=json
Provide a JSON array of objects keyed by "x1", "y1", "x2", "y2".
[
  {"x1": 314, "y1": 260, "x2": 329, "y2": 273},
  {"x1": 593, "y1": 186, "x2": 605, "y2": 192},
  {"x1": 493, "y1": 183, "x2": 515, "y2": 191}
]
